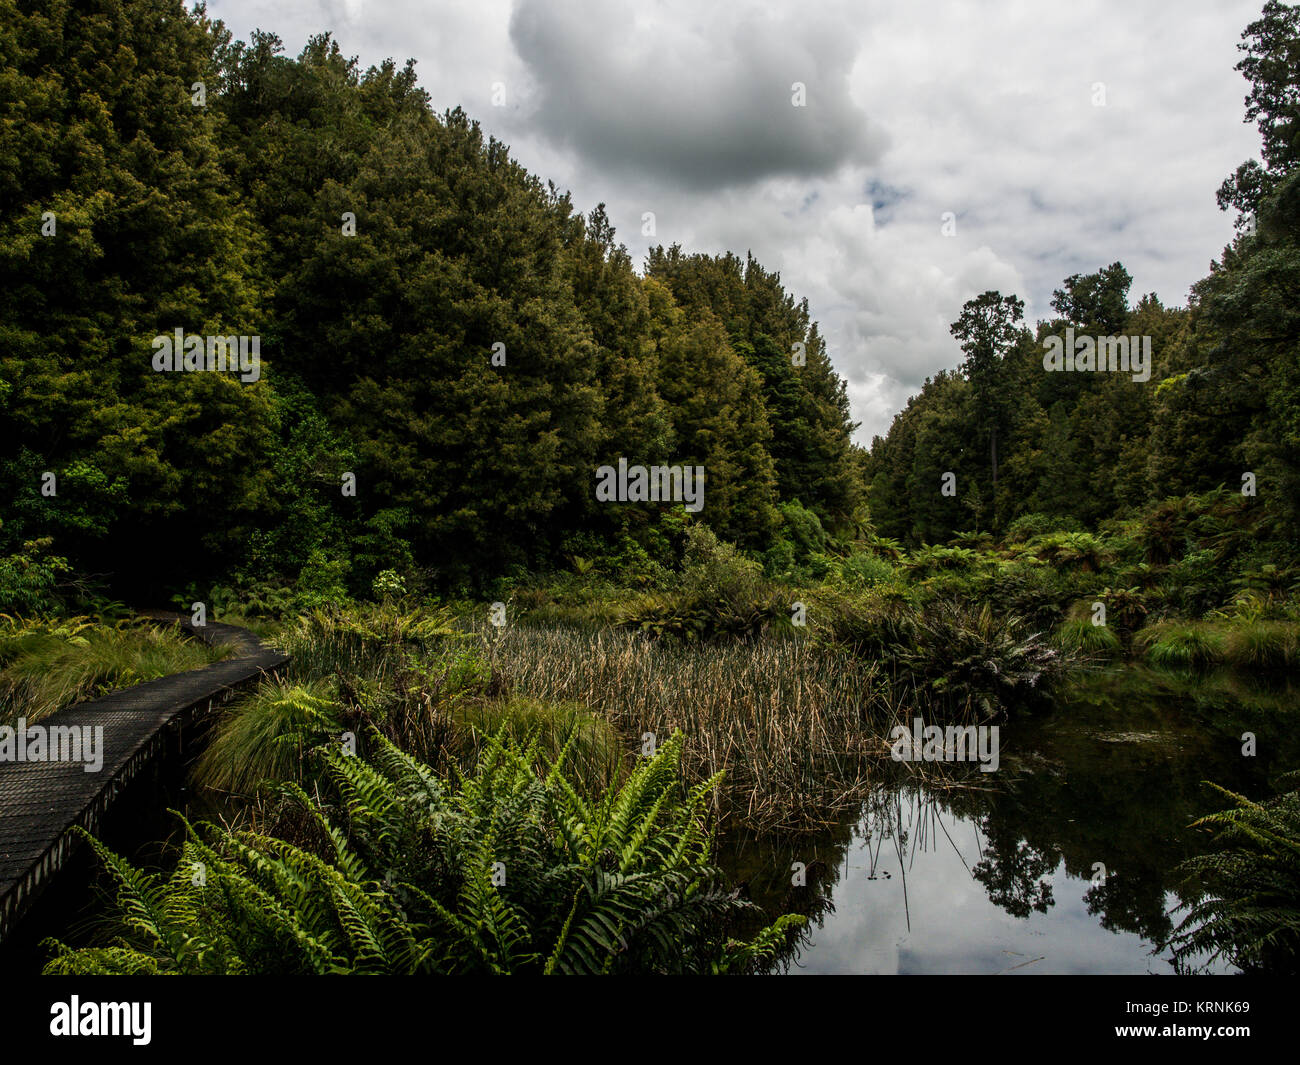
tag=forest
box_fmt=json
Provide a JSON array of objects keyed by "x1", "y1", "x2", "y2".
[{"x1": 1, "y1": 0, "x2": 1298, "y2": 980}]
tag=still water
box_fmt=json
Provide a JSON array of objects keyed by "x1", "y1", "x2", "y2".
[{"x1": 722, "y1": 666, "x2": 1300, "y2": 975}]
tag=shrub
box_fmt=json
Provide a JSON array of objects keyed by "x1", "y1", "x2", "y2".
[
  {"x1": 1023, "y1": 531, "x2": 1109, "y2": 573},
  {"x1": 0, "y1": 538, "x2": 70, "y2": 615},
  {"x1": 618, "y1": 525, "x2": 786, "y2": 642},
  {"x1": 1004, "y1": 513, "x2": 1082, "y2": 544},
  {"x1": 838, "y1": 552, "x2": 897, "y2": 589},
  {"x1": 897, "y1": 601, "x2": 1066, "y2": 721},
  {"x1": 777, "y1": 499, "x2": 827, "y2": 557},
  {"x1": 901, "y1": 545, "x2": 984, "y2": 579},
  {"x1": 276, "y1": 602, "x2": 460, "y2": 681},
  {"x1": 1161, "y1": 549, "x2": 1230, "y2": 616},
  {"x1": 978, "y1": 560, "x2": 1075, "y2": 632},
  {"x1": 814, "y1": 584, "x2": 918, "y2": 659},
  {"x1": 1092, "y1": 586, "x2": 1149, "y2": 635}
]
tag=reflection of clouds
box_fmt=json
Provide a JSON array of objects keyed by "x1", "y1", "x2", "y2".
[{"x1": 791, "y1": 792, "x2": 1175, "y2": 975}]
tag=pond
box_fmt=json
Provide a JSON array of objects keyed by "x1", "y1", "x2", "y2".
[{"x1": 720, "y1": 665, "x2": 1300, "y2": 974}]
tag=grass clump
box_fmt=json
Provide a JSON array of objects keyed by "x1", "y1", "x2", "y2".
[
  {"x1": 1054, "y1": 616, "x2": 1122, "y2": 657},
  {"x1": 192, "y1": 679, "x2": 342, "y2": 797},
  {"x1": 1220, "y1": 621, "x2": 1298, "y2": 669},
  {"x1": 0, "y1": 615, "x2": 231, "y2": 725},
  {"x1": 1134, "y1": 622, "x2": 1226, "y2": 670}
]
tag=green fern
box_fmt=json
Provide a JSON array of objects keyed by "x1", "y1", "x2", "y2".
[
  {"x1": 43, "y1": 729, "x2": 802, "y2": 975},
  {"x1": 1166, "y1": 772, "x2": 1300, "y2": 974}
]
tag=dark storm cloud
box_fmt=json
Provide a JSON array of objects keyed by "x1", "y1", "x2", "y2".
[{"x1": 507, "y1": 0, "x2": 887, "y2": 190}]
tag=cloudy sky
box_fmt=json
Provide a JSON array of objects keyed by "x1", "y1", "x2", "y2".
[{"x1": 208, "y1": 0, "x2": 1266, "y2": 443}]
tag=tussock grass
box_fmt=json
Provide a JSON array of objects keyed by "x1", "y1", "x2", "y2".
[
  {"x1": 1220, "y1": 621, "x2": 1298, "y2": 669},
  {"x1": 1133, "y1": 620, "x2": 1300, "y2": 671},
  {"x1": 1135, "y1": 623, "x2": 1224, "y2": 670},
  {"x1": 0, "y1": 616, "x2": 232, "y2": 726},
  {"x1": 192, "y1": 679, "x2": 341, "y2": 796},
  {"x1": 1054, "y1": 617, "x2": 1122, "y2": 657}
]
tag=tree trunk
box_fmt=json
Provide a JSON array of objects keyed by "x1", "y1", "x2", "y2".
[{"x1": 990, "y1": 428, "x2": 999, "y2": 529}]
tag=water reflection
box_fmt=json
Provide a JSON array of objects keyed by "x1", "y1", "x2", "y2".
[{"x1": 719, "y1": 666, "x2": 1300, "y2": 974}]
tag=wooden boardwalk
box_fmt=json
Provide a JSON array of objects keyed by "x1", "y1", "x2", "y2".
[{"x1": 0, "y1": 615, "x2": 288, "y2": 942}]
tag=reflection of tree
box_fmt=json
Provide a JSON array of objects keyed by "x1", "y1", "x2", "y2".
[
  {"x1": 716, "y1": 815, "x2": 854, "y2": 974},
  {"x1": 971, "y1": 837, "x2": 1056, "y2": 918},
  {"x1": 718, "y1": 670, "x2": 1300, "y2": 970},
  {"x1": 1084, "y1": 877, "x2": 1172, "y2": 944}
]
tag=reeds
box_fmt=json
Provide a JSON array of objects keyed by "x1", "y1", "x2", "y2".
[{"x1": 477, "y1": 621, "x2": 897, "y2": 832}]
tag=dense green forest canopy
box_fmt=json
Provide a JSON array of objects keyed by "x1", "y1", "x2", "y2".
[
  {"x1": 0, "y1": 0, "x2": 861, "y2": 598},
  {"x1": 1, "y1": 0, "x2": 1297, "y2": 602}
]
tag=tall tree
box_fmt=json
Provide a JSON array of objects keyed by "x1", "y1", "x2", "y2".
[
  {"x1": 1218, "y1": 0, "x2": 1300, "y2": 222},
  {"x1": 1050, "y1": 262, "x2": 1132, "y2": 335},
  {"x1": 0, "y1": 0, "x2": 271, "y2": 597},
  {"x1": 949, "y1": 291, "x2": 1025, "y2": 530}
]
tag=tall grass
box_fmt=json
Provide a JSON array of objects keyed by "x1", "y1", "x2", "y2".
[
  {"x1": 1134, "y1": 620, "x2": 1300, "y2": 671},
  {"x1": 478, "y1": 622, "x2": 896, "y2": 831},
  {"x1": 1220, "y1": 621, "x2": 1298, "y2": 669},
  {"x1": 192, "y1": 679, "x2": 342, "y2": 796},
  {"x1": 193, "y1": 611, "x2": 625, "y2": 802},
  {"x1": 0, "y1": 616, "x2": 232, "y2": 726},
  {"x1": 198, "y1": 598, "x2": 1079, "y2": 832}
]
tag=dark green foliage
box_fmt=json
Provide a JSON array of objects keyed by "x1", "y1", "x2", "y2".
[
  {"x1": 1050, "y1": 262, "x2": 1133, "y2": 334},
  {"x1": 894, "y1": 601, "x2": 1065, "y2": 721},
  {"x1": 0, "y1": 0, "x2": 273, "y2": 596},
  {"x1": 618, "y1": 525, "x2": 789, "y2": 642},
  {"x1": 0, "y1": 537, "x2": 69, "y2": 615},
  {"x1": 1168, "y1": 772, "x2": 1300, "y2": 974},
  {"x1": 0, "y1": 3, "x2": 863, "y2": 596}
]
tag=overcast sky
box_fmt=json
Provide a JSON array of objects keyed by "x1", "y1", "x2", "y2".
[{"x1": 208, "y1": 0, "x2": 1266, "y2": 443}]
